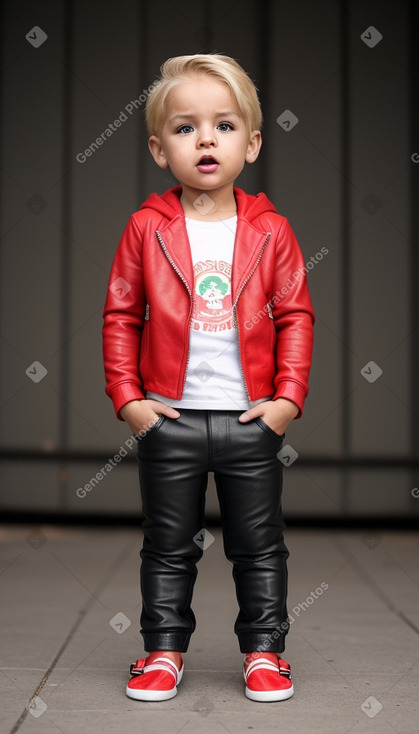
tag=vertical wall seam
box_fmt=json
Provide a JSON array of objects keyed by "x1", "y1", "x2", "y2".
[
  {"x1": 138, "y1": 0, "x2": 148, "y2": 205},
  {"x1": 409, "y1": 0, "x2": 419, "y2": 501},
  {"x1": 0, "y1": 4, "x2": 3, "y2": 453},
  {"x1": 256, "y1": 0, "x2": 270, "y2": 194},
  {"x1": 340, "y1": 0, "x2": 351, "y2": 511},
  {"x1": 60, "y1": 0, "x2": 74, "y2": 505}
]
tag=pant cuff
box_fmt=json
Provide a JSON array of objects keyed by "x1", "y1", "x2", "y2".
[
  {"x1": 141, "y1": 630, "x2": 191, "y2": 653},
  {"x1": 237, "y1": 631, "x2": 287, "y2": 654}
]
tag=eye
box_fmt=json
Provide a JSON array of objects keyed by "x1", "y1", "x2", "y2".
[
  {"x1": 176, "y1": 124, "x2": 194, "y2": 134},
  {"x1": 217, "y1": 122, "x2": 234, "y2": 132}
]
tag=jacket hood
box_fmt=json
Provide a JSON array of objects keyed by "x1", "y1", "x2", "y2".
[{"x1": 139, "y1": 185, "x2": 277, "y2": 223}]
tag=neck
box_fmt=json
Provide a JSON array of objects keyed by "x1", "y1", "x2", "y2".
[{"x1": 180, "y1": 184, "x2": 237, "y2": 221}]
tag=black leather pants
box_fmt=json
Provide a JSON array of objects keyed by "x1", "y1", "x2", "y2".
[{"x1": 135, "y1": 409, "x2": 290, "y2": 654}]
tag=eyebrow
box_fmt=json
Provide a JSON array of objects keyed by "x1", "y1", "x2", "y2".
[{"x1": 168, "y1": 111, "x2": 241, "y2": 123}]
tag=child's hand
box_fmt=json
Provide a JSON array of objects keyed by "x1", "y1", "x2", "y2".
[
  {"x1": 238, "y1": 398, "x2": 299, "y2": 436},
  {"x1": 120, "y1": 399, "x2": 180, "y2": 437}
]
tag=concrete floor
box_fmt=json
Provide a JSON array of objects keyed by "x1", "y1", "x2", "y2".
[{"x1": 0, "y1": 525, "x2": 418, "y2": 734}]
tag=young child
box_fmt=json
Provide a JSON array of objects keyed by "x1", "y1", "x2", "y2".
[{"x1": 102, "y1": 53, "x2": 315, "y2": 703}]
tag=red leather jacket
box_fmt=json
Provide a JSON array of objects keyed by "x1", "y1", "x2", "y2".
[{"x1": 102, "y1": 185, "x2": 315, "y2": 420}]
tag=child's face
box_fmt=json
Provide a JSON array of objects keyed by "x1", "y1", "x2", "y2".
[{"x1": 148, "y1": 75, "x2": 261, "y2": 195}]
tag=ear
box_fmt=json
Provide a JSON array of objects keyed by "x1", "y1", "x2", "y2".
[
  {"x1": 245, "y1": 130, "x2": 262, "y2": 164},
  {"x1": 148, "y1": 136, "x2": 169, "y2": 169}
]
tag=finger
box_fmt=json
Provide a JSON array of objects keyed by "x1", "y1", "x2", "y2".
[
  {"x1": 151, "y1": 403, "x2": 180, "y2": 419},
  {"x1": 162, "y1": 407, "x2": 181, "y2": 419},
  {"x1": 238, "y1": 408, "x2": 260, "y2": 422}
]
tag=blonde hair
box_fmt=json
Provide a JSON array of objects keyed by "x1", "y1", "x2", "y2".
[{"x1": 145, "y1": 53, "x2": 262, "y2": 138}]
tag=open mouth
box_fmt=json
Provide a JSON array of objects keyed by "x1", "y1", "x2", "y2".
[{"x1": 197, "y1": 155, "x2": 219, "y2": 173}]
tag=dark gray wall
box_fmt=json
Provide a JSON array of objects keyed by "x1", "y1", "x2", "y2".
[{"x1": 1, "y1": 0, "x2": 417, "y2": 521}]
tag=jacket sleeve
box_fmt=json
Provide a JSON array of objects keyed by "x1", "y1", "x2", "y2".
[
  {"x1": 271, "y1": 217, "x2": 315, "y2": 418},
  {"x1": 102, "y1": 214, "x2": 147, "y2": 420}
]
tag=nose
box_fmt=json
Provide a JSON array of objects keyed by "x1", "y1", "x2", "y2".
[{"x1": 197, "y1": 127, "x2": 217, "y2": 148}]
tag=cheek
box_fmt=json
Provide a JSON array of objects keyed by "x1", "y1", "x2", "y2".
[
  {"x1": 222, "y1": 138, "x2": 248, "y2": 157},
  {"x1": 168, "y1": 139, "x2": 193, "y2": 159},
  {"x1": 166, "y1": 147, "x2": 185, "y2": 164},
  {"x1": 172, "y1": 152, "x2": 191, "y2": 169}
]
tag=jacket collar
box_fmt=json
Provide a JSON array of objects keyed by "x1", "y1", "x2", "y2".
[{"x1": 155, "y1": 189, "x2": 271, "y2": 302}]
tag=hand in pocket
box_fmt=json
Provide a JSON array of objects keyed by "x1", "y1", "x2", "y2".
[{"x1": 120, "y1": 399, "x2": 180, "y2": 437}]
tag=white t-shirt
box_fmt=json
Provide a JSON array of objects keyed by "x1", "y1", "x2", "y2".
[{"x1": 146, "y1": 216, "x2": 271, "y2": 410}]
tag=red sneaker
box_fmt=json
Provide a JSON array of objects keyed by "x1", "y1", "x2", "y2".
[
  {"x1": 126, "y1": 656, "x2": 184, "y2": 701},
  {"x1": 243, "y1": 655, "x2": 294, "y2": 702}
]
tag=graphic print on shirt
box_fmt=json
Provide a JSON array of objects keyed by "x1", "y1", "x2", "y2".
[{"x1": 192, "y1": 259, "x2": 233, "y2": 332}]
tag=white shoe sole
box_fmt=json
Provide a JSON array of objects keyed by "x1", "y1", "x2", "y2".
[
  {"x1": 245, "y1": 682, "x2": 294, "y2": 702},
  {"x1": 126, "y1": 665, "x2": 184, "y2": 701}
]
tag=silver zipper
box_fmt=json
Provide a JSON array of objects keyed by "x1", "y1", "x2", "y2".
[
  {"x1": 232, "y1": 232, "x2": 272, "y2": 400},
  {"x1": 155, "y1": 230, "x2": 193, "y2": 393}
]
